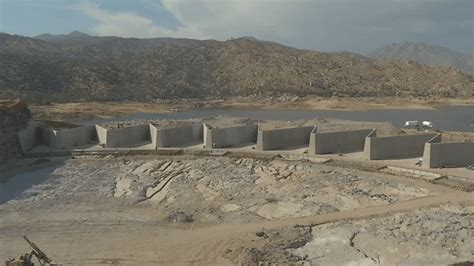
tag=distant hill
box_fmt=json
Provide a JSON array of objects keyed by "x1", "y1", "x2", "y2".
[
  {"x1": 368, "y1": 42, "x2": 474, "y2": 74},
  {"x1": 33, "y1": 31, "x2": 214, "y2": 54},
  {"x1": 0, "y1": 32, "x2": 472, "y2": 102}
]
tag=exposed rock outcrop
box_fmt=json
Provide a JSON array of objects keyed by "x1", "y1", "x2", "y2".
[{"x1": 0, "y1": 100, "x2": 31, "y2": 164}]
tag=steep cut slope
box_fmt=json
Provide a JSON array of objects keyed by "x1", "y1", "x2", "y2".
[
  {"x1": 0, "y1": 33, "x2": 472, "y2": 102},
  {"x1": 368, "y1": 42, "x2": 474, "y2": 74}
]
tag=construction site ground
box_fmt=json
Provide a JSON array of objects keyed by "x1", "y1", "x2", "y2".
[{"x1": 1, "y1": 153, "x2": 473, "y2": 265}]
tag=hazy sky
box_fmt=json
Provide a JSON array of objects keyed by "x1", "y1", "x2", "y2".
[{"x1": 0, "y1": 0, "x2": 473, "y2": 54}]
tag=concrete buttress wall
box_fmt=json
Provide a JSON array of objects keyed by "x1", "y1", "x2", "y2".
[
  {"x1": 96, "y1": 125, "x2": 108, "y2": 146},
  {"x1": 152, "y1": 123, "x2": 203, "y2": 148},
  {"x1": 309, "y1": 128, "x2": 375, "y2": 155},
  {"x1": 364, "y1": 133, "x2": 439, "y2": 160},
  {"x1": 150, "y1": 124, "x2": 158, "y2": 147},
  {"x1": 423, "y1": 140, "x2": 474, "y2": 168},
  {"x1": 204, "y1": 124, "x2": 258, "y2": 149},
  {"x1": 257, "y1": 126, "x2": 314, "y2": 151}
]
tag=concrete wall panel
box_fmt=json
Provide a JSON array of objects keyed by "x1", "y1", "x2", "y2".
[
  {"x1": 153, "y1": 123, "x2": 203, "y2": 148},
  {"x1": 204, "y1": 124, "x2": 258, "y2": 149},
  {"x1": 47, "y1": 126, "x2": 98, "y2": 150},
  {"x1": 257, "y1": 126, "x2": 314, "y2": 151},
  {"x1": 364, "y1": 133, "x2": 438, "y2": 160},
  {"x1": 17, "y1": 122, "x2": 40, "y2": 152},
  {"x1": 423, "y1": 141, "x2": 474, "y2": 168},
  {"x1": 309, "y1": 128, "x2": 375, "y2": 155},
  {"x1": 107, "y1": 124, "x2": 150, "y2": 148}
]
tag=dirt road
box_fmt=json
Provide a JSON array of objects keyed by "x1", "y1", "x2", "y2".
[{"x1": 1, "y1": 156, "x2": 472, "y2": 265}]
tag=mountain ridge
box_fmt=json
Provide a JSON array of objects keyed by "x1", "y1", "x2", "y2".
[
  {"x1": 0, "y1": 32, "x2": 472, "y2": 102},
  {"x1": 368, "y1": 41, "x2": 474, "y2": 74}
]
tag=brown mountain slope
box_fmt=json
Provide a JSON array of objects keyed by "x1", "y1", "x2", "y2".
[
  {"x1": 0, "y1": 33, "x2": 472, "y2": 102},
  {"x1": 368, "y1": 42, "x2": 474, "y2": 75}
]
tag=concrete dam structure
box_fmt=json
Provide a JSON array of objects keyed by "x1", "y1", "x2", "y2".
[
  {"x1": 204, "y1": 124, "x2": 258, "y2": 149},
  {"x1": 10, "y1": 119, "x2": 474, "y2": 170},
  {"x1": 40, "y1": 125, "x2": 98, "y2": 150},
  {"x1": 17, "y1": 122, "x2": 41, "y2": 153},
  {"x1": 363, "y1": 132, "x2": 439, "y2": 160},
  {"x1": 151, "y1": 123, "x2": 203, "y2": 148},
  {"x1": 256, "y1": 126, "x2": 314, "y2": 151},
  {"x1": 309, "y1": 128, "x2": 375, "y2": 155},
  {"x1": 422, "y1": 134, "x2": 474, "y2": 168}
]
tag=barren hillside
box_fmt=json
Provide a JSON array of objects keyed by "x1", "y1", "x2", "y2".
[
  {"x1": 0, "y1": 32, "x2": 472, "y2": 102},
  {"x1": 369, "y1": 42, "x2": 474, "y2": 75}
]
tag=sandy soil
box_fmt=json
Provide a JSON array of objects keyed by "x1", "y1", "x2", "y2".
[
  {"x1": 224, "y1": 96, "x2": 474, "y2": 111},
  {"x1": 29, "y1": 97, "x2": 474, "y2": 121},
  {"x1": 0, "y1": 155, "x2": 472, "y2": 265},
  {"x1": 30, "y1": 102, "x2": 173, "y2": 121}
]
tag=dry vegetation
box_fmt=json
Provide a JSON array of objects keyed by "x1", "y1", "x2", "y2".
[{"x1": 0, "y1": 33, "x2": 473, "y2": 102}]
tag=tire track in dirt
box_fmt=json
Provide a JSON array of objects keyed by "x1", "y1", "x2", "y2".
[{"x1": 147, "y1": 191, "x2": 474, "y2": 264}]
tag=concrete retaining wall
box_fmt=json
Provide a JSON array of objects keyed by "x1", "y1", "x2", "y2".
[
  {"x1": 151, "y1": 123, "x2": 203, "y2": 148},
  {"x1": 423, "y1": 140, "x2": 474, "y2": 168},
  {"x1": 309, "y1": 128, "x2": 375, "y2": 155},
  {"x1": 364, "y1": 133, "x2": 439, "y2": 160},
  {"x1": 257, "y1": 126, "x2": 314, "y2": 151},
  {"x1": 96, "y1": 124, "x2": 151, "y2": 148},
  {"x1": 204, "y1": 124, "x2": 258, "y2": 149},
  {"x1": 17, "y1": 122, "x2": 40, "y2": 152},
  {"x1": 45, "y1": 126, "x2": 98, "y2": 150}
]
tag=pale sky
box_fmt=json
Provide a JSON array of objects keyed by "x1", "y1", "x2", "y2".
[{"x1": 0, "y1": 0, "x2": 473, "y2": 54}]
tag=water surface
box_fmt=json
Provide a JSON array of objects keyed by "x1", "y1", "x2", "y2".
[{"x1": 80, "y1": 105, "x2": 474, "y2": 132}]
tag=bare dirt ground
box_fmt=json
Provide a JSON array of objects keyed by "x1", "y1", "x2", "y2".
[
  {"x1": 29, "y1": 97, "x2": 474, "y2": 121},
  {"x1": 30, "y1": 102, "x2": 174, "y2": 121},
  {"x1": 1, "y1": 155, "x2": 472, "y2": 265}
]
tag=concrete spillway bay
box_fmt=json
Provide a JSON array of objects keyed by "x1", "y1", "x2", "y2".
[{"x1": 0, "y1": 164, "x2": 60, "y2": 204}]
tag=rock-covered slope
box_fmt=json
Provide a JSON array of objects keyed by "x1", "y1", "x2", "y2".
[
  {"x1": 368, "y1": 42, "x2": 474, "y2": 75},
  {"x1": 0, "y1": 100, "x2": 31, "y2": 164},
  {"x1": 0, "y1": 32, "x2": 473, "y2": 102}
]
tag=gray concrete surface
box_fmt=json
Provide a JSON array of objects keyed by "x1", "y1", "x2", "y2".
[
  {"x1": 204, "y1": 124, "x2": 258, "y2": 149},
  {"x1": 45, "y1": 126, "x2": 98, "y2": 150},
  {"x1": 151, "y1": 123, "x2": 203, "y2": 148},
  {"x1": 150, "y1": 124, "x2": 159, "y2": 148},
  {"x1": 423, "y1": 140, "x2": 474, "y2": 168},
  {"x1": 309, "y1": 128, "x2": 375, "y2": 155},
  {"x1": 17, "y1": 122, "x2": 40, "y2": 153},
  {"x1": 364, "y1": 133, "x2": 439, "y2": 160},
  {"x1": 97, "y1": 124, "x2": 151, "y2": 148},
  {"x1": 256, "y1": 126, "x2": 314, "y2": 151},
  {"x1": 96, "y1": 125, "x2": 108, "y2": 146}
]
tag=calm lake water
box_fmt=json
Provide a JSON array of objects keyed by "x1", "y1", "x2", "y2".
[{"x1": 81, "y1": 105, "x2": 474, "y2": 132}]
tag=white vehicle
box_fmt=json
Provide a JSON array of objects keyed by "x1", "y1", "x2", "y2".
[
  {"x1": 422, "y1": 121, "x2": 433, "y2": 128},
  {"x1": 404, "y1": 120, "x2": 419, "y2": 127}
]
